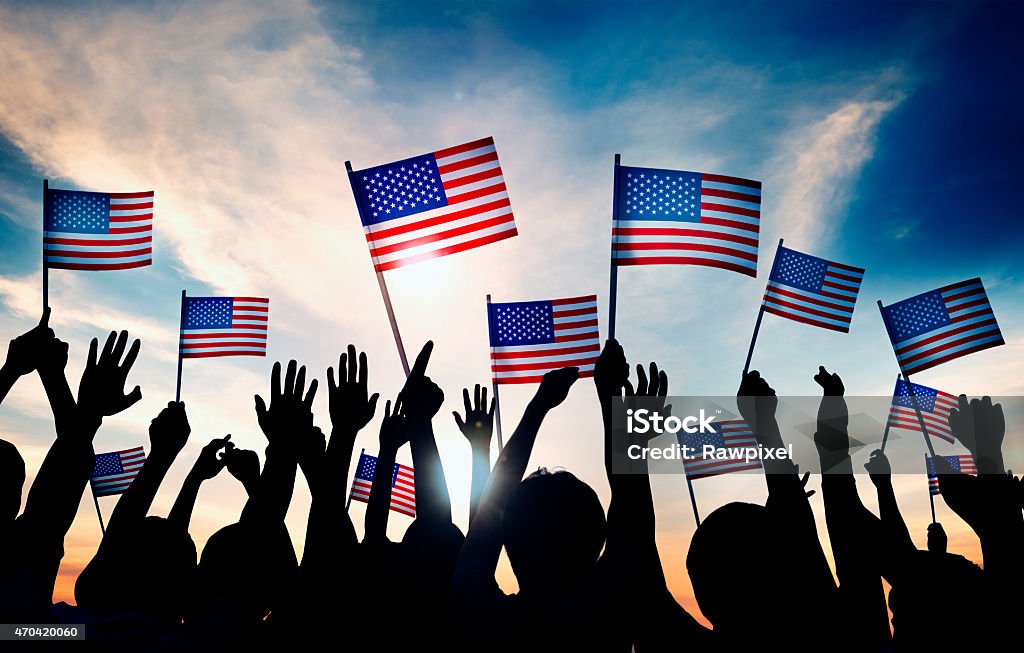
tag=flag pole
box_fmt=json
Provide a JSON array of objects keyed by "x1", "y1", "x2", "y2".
[
  {"x1": 879, "y1": 373, "x2": 901, "y2": 452},
  {"x1": 92, "y1": 491, "x2": 106, "y2": 535},
  {"x1": 175, "y1": 289, "x2": 186, "y2": 403},
  {"x1": 345, "y1": 448, "x2": 364, "y2": 512},
  {"x1": 42, "y1": 179, "x2": 49, "y2": 310},
  {"x1": 345, "y1": 161, "x2": 411, "y2": 376},
  {"x1": 607, "y1": 153, "x2": 622, "y2": 340},
  {"x1": 877, "y1": 300, "x2": 937, "y2": 458},
  {"x1": 486, "y1": 294, "x2": 505, "y2": 453},
  {"x1": 685, "y1": 473, "x2": 701, "y2": 526},
  {"x1": 927, "y1": 454, "x2": 936, "y2": 524},
  {"x1": 742, "y1": 238, "x2": 784, "y2": 375}
]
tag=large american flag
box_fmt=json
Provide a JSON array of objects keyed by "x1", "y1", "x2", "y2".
[
  {"x1": 887, "y1": 377, "x2": 958, "y2": 445},
  {"x1": 881, "y1": 278, "x2": 1003, "y2": 375},
  {"x1": 926, "y1": 454, "x2": 977, "y2": 495},
  {"x1": 91, "y1": 446, "x2": 146, "y2": 497},
  {"x1": 612, "y1": 165, "x2": 761, "y2": 276},
  {"x1": 180, "y1": 296, "x2": 269, "y2": 358},
  {"x1": 44, "y1": 188, "x2": 153, "y2": 270},
  {"x1": 488, "y1": 294, "x2": 600, "y2": 385},
  {"x1": 763, "y1": 246, "x2": 864, "y2": 332},
  {"x1": 349, "y1": 452, "x2": 416, "y2": 518},
  {"x1": 678, "y1": 419, "x2": 762, "y2": 480},
  {"x1": 352, "y1": 137, "x2": 517, "y2": 272}
]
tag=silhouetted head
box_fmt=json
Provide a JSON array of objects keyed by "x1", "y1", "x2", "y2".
[
  {"x1": 502, "y1": 469, "x2": 606, "y2": 592},
  {"x1": 76, "y1": 516, "x2": 196, "y2": 623},
  {"x1": 0, "y1": 439, "x2": 24, "y2": 523},
  {"x1": 889, "y1": 550, "x2": 984, "y2": 647},
  {"x1": 194, "y1": 521, "x2": 297, "y2": 621},
  {"x1": 402, "y1": 519, "x2": 465, "y2": 599},
  {"x1": 687, "y1": 502, "x2": 794, "y2": 633}
]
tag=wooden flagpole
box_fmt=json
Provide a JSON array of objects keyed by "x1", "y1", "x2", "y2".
[
  {"x1": 486, "y1": 294, "x2": 504, "y2": 453},
  {"x1": 345, "y1": 448, "x2": 365, "y2": 511},
  {"x1": 607, "y1": 153, "x2": 622, "y2": 340},
  {"x1": 879, "y1": 374, "x2": 901, "y2": 452},
  {"x1": 877, "y1": 300, "x2": 937, "y2": 457},
  {"x1": 175, "y1": 289, "x2": 186, "y2": 402},
  {"x1": 42, "y1": 179, "x2": 49, "y2": 310},
  {"x1": 92, "y1": 491, "x2": 106, "y2": 535},
  {"x1": 742, "y1": 238, "x2": 784, "y2": 375},
  {"x1": 345, "y1": 161, "x2": 411, "y2": 376}
]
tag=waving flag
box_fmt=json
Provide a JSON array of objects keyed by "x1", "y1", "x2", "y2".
[
  {"x1": 887, "y1": 377, "x2": 958, "y2": 444},
  {"x1": 44, "y1": 188, "x2": 153, "y2": 270},
  {"x1": 351, "y1": 137, "x2": 517, "y2": 272},
  {"x1": 488, "y1": 294, "x2": 600, "y2": 384},
  {"x1": 91, "y1": 447, "x2": 146, "y2": 497},
  {"x1": 180, "y1": 296, "x2": 269, "y2": 358},
  {"x1": 881, "y1": 278, "x2": 1003, "y2": 375},
  {"x1": 926, "y1": 454, "x2": 977, "y2": 495},
  {"x1": 678, "y1": 420, "x2": 762, "y2": 480},
  {"x1": 612, "y1": 165, "x2": 761, "y2": 276},
  {"x1": 763, "y1": 245, "x2": 864, "y2": 332},
  {"x1": 349, "y1": 452, "x2": 416, "y2": 517}
]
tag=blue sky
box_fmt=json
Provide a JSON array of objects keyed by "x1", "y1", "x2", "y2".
[{"x1": 0, "y1": 0, "x2": 1020, "y2": 615}]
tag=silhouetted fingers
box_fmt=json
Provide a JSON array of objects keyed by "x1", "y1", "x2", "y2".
[
  {"x1": 327, "y1": 366, "x2": 337, "y2": 393},
  {"x1": 636, "y1": 364, "x2": 648, "y2": 396},
  {"x1": 624, "y1": 379, "x2": 635, "y2": 397},
  {"x1": 100, "y1": 331, "x2": 117, "y2": 363},
  {"x1": 87, "y1": 337, "x2": 99, "y2": 368},
  {"x1": 358, "y1": 351, "x2": 368, "y2": 388},
  {"x1": 453, "y1": 411, "x2": 465, "y2": 430},
  {"x1": 39, "y1": 307, "x2": 51, "y2": 328},
  {"x1": 122, "y1": 338, "x2": 141, "y2": 371},
  {"x1": 347, "y1": 344, "x2": 357, "y2": 384},
  {"x1": 481, "y1": 386, "x2": 488, "y2": 412},
  {"x1": 271, "y1": 361, "x2": 282, "y2": 402},
  {"x1": 658, "y1": 370, "x2": 668, "y2": 397},
  {"x1": 284, "y1": 360, "x2": 297, "y2": 396},
  {"x1": 111, "y1": 330, "x2": 129, "y2": 362},
  {"x1": 304, "y1": 378, "x2": 318, "y2": 409},
  {"x1": 295, "y1": 364, "x2": 307, "y2": 398},
  {"x1": 463, "y1": 388, "x2": 472, "y2": 416},
  {"x1": 409, "y1": 341, "x2": 433, "y2": 378}
]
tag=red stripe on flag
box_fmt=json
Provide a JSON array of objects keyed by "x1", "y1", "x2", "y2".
[
  {"x1": 109, "y1": 226, "x2": 152, "y2": 234},
  {"x1": 551, "y1": 295, "x2": 597, "y2": 306},
  {"x1": 46, "y1": 260, "x2": 150, "y2": 271},
  {"x1": 441, "y1": 166, "x2": 504, "y2": 190},
  {"x1": 495, "y1": 370, "x2": 595, "y2": 385},
  {"x1": 181, "y1": 351, "x2": 267, "y2": 359},
  {"x1": 182, "y1": 333, "x2": 266, "y2": 340},
  {"x1": 699, "y1": 217, "x2": 760, "y2": 233},
  {"x1": 904, "y1": 340, "x2": 1004, "y2": 375},
  {"x1": 233, "y1": 297, "x2": 270, "y2": 303},
  {"x1": 614, "y1": 257, "x2": 756, "y2": 276},
  {"x1": 108, "y1": 202, "x2": 152, "y2": 211},
  {"x1": 763, "y1": 306, "x2": 851, "y2": 332},
  {"x1": 700, "y1": 173, "x2": 761, "y2": 189},
  {"x1": 433, "y1": 137, "x2": 495, "y2": 159},
  {"x1": 894, "y1": 319, "x2": 999, "y2": 355},
  {"x1": 700, "y1": 202, "x2": 760, "y2": 218},
  {"x1": 555, "y1": 318, "x2": 599, "y2": 330},
  {"x1": 374, "y1": 228, "x2": 517, "y2": 272},
  {"x1": 366, "y1": 198, "x2": 511, "y2": 241},
  {"x1": 109, "y1": 191, "x2": 154, "y2": 199},
  {"x1": 552, "y1": 307, "x2": 596, "y2": 318},
  {"x1": 614, "y1": 241, "x2": 758, "y2": 262},
  {"x1": 45, "y1": 247, "x2": 151, "y2": 259},
  {"x1": 941, "y1": 278, "x2": 982, "y2": 293},
  {"x1": 436, "y1": 152, "x2": 499, "y2": 176},
  {"x1": 828, "y1": 261, "x2": 865, "y2": 274},
  {"x1": 766, "y1": 286, "x2": 854, "y2": 314},
  {"x1": 490, "y1": 343, "x2": 601, "y2": 359},
  {"x1": 554, "y1": 331, "x2": 601, "y2": 342},
  {"x1": 370, "y1": 214, "x2": 515, "y2": 256},
  {"x1": 444, "y1": 182, "x2": 507, "y2": 206},
  {"x1": 699, "y1": 187, "x2": 761, "y2": 204},
  {"x1": 899, "y1": 330, "x2": 1004, "y2": 366},
  {"x1": 825, "y1": 270, "x2": 862, "y2": 283},
  {"x1": 179, "y1": 341, "x2": 267, "y2": 349},
  {"x1": 612, "y1": 227, "x2": 759, "y2": 247},
  {"x1": 45, "y1": 236, "x2": 152, "y2": 246}
]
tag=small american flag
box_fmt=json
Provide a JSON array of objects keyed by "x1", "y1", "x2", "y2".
[
  {"x1": 612, "y1": 165, "x2": 761, "y2": 276},
  {"x1": 881, "y1": 278, "x2": 1003, "y2": 375},
  {"x1": 678, "y1": 419, "x2": 762, "y2": 480},
  {"x1": 350, "y1": 452, "x2": 416, "y2": 517},
  {"x1": 352, "y1": 137, "x2": 517, "y2": 272},
  {"x1": 44, "y1": 188, "x2": 153, "y2": 270},
  {"x1": 887, "y1": 377, "x2": 958, "y2": 444},
  {"x1": 180, "y1": 296, "x2": 269, "y2": 358},
  {"x1": 926, "y1": 454, "x2": 977, "y2": 495},
  {"x1": 488, "y1": 294, "x2": 600, "y2": 385},
  {"x1": 763, "y1": 245, "x2": 864, "y2": 332},
  {"x1": 91, "y1": 446, "x2": 146, "y2": 497}
]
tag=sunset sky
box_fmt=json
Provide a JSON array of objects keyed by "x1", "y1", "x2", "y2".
[{"x1": 0, "y1": 0, "x2": 1021, "y2": 624}]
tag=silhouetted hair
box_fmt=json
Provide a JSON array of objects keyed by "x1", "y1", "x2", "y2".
[
  {"x1": 0, "y1": 439, "x2": 24, "y2": 523},
  {"x1": 502, "y1": 469, "x2": 606, "y2": 590}
]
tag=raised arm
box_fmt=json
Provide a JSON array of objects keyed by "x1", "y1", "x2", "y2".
[
  {"x1": 0, "y1": 309, "x2": 54, "y2": 407},
  {"x1": 168, "y1": 435, "x2": 233, "y2": 532},
  {"x1": 454, "y1": 384, "x2": 495, "y2": 525},
  {"x1": 401, "y1": 342, "x2": 452, "y2": 527},
  {"x1": 363, "y1": 398, "x2": 407, "y2": 544},
  {"x1": 864, "y1": 449, "x2": 914, "y2": 579}
]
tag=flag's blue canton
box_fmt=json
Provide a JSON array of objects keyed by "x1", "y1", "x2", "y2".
[
  {"x1": 184, "y1": 298, "x2": 234, "y2": 329},
  {"x1": 893, "y1": 379, "x2": 937, "y2": 412},
  {"x1": 355, "y1": 453, "x2": 377, "y2": 482},
  {"x1": 618, "y1": 166, "x2": 700, "y2": 222},
  {"x1": 356, "y1": 154, "x2": 448, "y2": 227},
  {"x1": 45, "y1": 190, "x2": 109, "y2": 233},
  {"x1": 489, "y1": 301, "x2": 555, "y2": 346},
  {"x1": 92, "y1": 452, "x2": 125, "y2": 477},
  {"x1": 678, "y1": 430, "x2": 725, "y2": 451},
  {"x1": 927, "y1": 456, "x2": 962, "y2": 475},
  {"x1": 884, "y1": 291, "x2": 951, "y2": 341},
  {"x1": 772, "y1": 249, "x2": 829, "y2": 292}
]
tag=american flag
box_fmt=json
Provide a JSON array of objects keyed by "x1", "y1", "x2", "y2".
[
  {"x1": 91, "y1": 446, "x2": 146, "y2": 497},
  {"x1": 180, "y1": 296, "x2": 269, "y2": 358},
  {"x1": 352, "y1": 137, "x2": 517, "y2": 272},
  {"x1": 678, "y1": 419, "x2": 762, "y2": 480},
  {"x1": 881, "y1": 278, "x2": 1003, "y2": 375},
  {"x1": 763, "y1": 246, "x2": 864, "y2": 332},
  {"x1": 44, "y1": 188, "x2": 153, "y2": 270},
  {"x1": 887, "y1": 377, "x2": 958, "y2": 445},
  {"x1": 612, "y1": 165, "x2": 761, "y2": 276},
  {"x1": 349, "y1": 452, "x2": 416, "y2": 518},
  {"x1": 488, "y1": 294, "x2": 600, "y2": 385},
  {"x1": 926, "y1": 454, "x2": 977, "y2": 495}
]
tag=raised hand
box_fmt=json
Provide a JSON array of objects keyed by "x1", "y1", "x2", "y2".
[
  {"x1": 77, "y1": 330, "x2": 142, "y2": 419},
  {"x1": 454, "y1": 384, "x2": 495, "y2": 448},
  {"x1": 864, "y1": 449, "x2": 891, "y2": 487},
  {"x1": 224, "y1": 446, "x2": 261, "y2": 493},
  {"x1": 813, "y1": 365, "x2": 845, "y2": 397},
  {"x1": 399, "y1": 342, "x2": 444, "y2": 423},
  {"x1": 594, "y1": 338, "x2": 630, "y2": 400},
  {"x1": 254, "y1": 360, "x2": 318, "y2": 450},
  {"x1": 927, "y1": 522, "x2": 947, "y2": 555},
  {"x1": 149, "y1": 401, "x2": 191, "y2": 460},
  {"x1": 534, "y1": 367, "x2": 579, "y2": 411},
  {"x1": 2, "y1": 308, "x2": 55, "y2": 378},
  {"x1": 379, "y1": 398, "x2": 410, "y2": 452},
  {"x1": 737, "y1": 370, "x2": 777, "y2": 427},
  {"x1": 327, "y1": 344, "x2": 379, "y2": 434},
  {"x1": 192, "y1": 435, "x2": 233, "y2": 480},
  {"x1": 949, "y1": 395, "x2": 1005, "y2": 470}
]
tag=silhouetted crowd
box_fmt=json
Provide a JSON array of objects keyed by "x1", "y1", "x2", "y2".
[{"x1": 0, "y1": 310, "x2": 1020, "y2": 651}]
